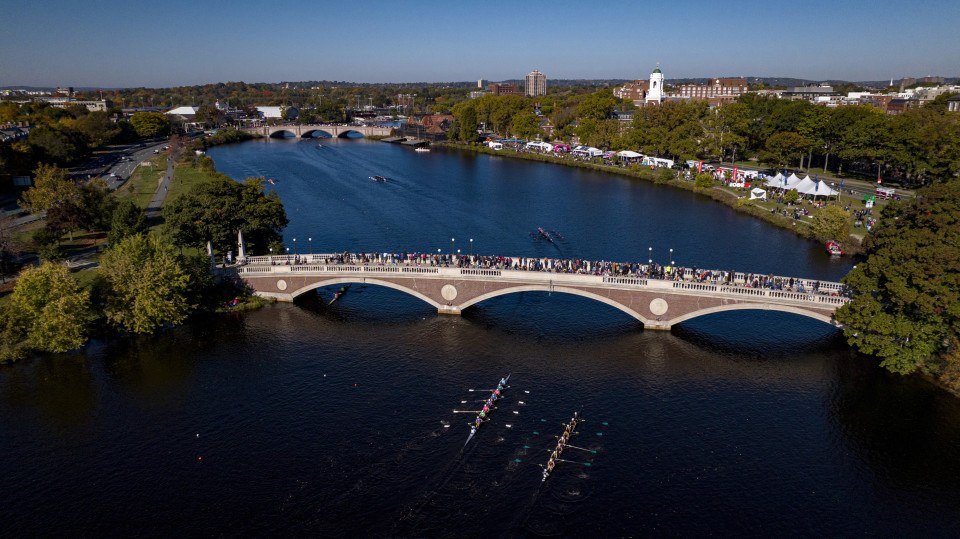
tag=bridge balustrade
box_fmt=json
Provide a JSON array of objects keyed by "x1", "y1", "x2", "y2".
[
  {"x1": 461, "y1": 269, "x2": 502, "y2": 277},
  {"x1": 603, "y1": 276, "x2": 648, "y2": 286}
]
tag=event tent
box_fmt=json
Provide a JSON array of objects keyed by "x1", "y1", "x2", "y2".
[
  {"x1": 749, "y1": 187, "x2": 767, "y2": 200},
  {"x1": 793, "y1": 176, "x2": 818, "y2": 194},
  {"x1": 616, "y1": 150, "x2": 643, "y2": 158},
  {"x1": 764, "y1": 173, "x2": 785, "y2": 187}
]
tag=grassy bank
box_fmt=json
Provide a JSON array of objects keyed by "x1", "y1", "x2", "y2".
[{"x1": 116, "y1": 156, "x2": 166, "y2": 209}]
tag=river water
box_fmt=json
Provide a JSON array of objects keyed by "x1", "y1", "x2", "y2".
[{"x1": 2, "y1": 138, "x2": 959, "y2": 537}]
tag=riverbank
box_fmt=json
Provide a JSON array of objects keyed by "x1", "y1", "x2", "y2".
[{"x1": 436, "y1": 141, "x2": 871, "y2": 253}]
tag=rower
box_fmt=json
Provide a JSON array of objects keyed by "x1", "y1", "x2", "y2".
[
  {"x1": 550, "y1": 450, "x2": 558, "y2": 461},
  {"x1": 545, "y1": 459, "x2": 555, "y2": 473},
  {"x1": 479, "y1": 411, "x2": 486, "y2": 419},
  {"x1": 482, "y1": 404, "x2": 490, "y2": 414}
]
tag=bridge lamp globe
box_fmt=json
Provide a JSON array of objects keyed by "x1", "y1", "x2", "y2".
[
  {"x1": 648, "y1": 246, "x2": 652, "y2": 264},
  {"x1": 308, "y1": 237, "x2": 312, "y2": 253},
  {"x1": 670, "y1": 248, "x2": 674, "y2": 265},
  {"x1": 470, "y1": 238, "x2": 473, "y2": 258}
]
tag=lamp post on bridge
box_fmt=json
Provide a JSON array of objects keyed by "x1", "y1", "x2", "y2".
[
  {"x1": 470, "y1": 238, "x2": 474, "y2": 259},
  {"x1": 648, "y1": 246, "x2": 652, "y2": 265},
  {"x1": 308, "y1": 237, "x2": 312, "y2": 256},
  {"x1": 670, "y1": 248, "x2": 675, "y2": 265},
  {"x1": 451, "y1": 238, "x2": 455, "y2": 257},
  {"x1": 293, "y1": 238, "x2": 297, "y2": 255}
]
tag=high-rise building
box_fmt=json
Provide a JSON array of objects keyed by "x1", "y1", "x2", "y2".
[
  {"x1": 477, "y1": 79, "x2": 487, "y2": 89},
  {"x1": 525, "y1": 70, "x2": 547, "y2": 97}
]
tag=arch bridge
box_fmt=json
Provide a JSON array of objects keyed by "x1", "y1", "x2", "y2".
[
  {"x1": 228, "y1": 253, "x2": 849, "y2": 330},
  {"x1": 242, "y1": 124, "x2": 393, "y2": 139}
]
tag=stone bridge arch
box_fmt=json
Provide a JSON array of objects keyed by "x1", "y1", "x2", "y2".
[
  {"x1": 268, "y1": 129, "x2": 299, "y2": 139},
  {"x1": 288, "y1": 277, "x2": 443, "y2": 310},
  {"x1": 667, "y1": 303, "x2": 837, "y2": 326},
  {"x1": 457, "y1": 285, "x2": 654, "y2": 325},
  {"x1": 301, "y1": 129, "x2": 334, "y2": 138}
]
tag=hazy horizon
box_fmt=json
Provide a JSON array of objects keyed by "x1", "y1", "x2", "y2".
[{"x1": 4, "y1": 0, "x2": 958, "y2": 88}]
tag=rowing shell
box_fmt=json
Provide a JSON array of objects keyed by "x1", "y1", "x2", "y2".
[
  {"x1": 542, "y1": 412, "x2": 579, "y2": 483},
  {"x1": 464, "y1": 373, "x2": 510, "y2": 447}
]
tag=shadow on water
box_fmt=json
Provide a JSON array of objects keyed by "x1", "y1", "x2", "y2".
[{"x1": 672, "y1": 310, "x2": 846, "y2": 358}]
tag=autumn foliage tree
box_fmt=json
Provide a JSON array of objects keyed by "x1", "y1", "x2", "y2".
[{"x1": 836, "y1": 179, "x2": 960, "y2": 377}]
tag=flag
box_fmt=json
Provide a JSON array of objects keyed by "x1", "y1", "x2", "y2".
[
  {"x1": 698, "y1": 160, "x2": 703, "y2": 174},
  {"x1": 839, "y1": 178, "x2": 845, "y2": 190}
]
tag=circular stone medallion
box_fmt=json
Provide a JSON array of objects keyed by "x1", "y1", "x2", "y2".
[
  {"x1": 276, "y1": 279, "x2": 288, "y2": 291},
  {"x1": 649, "y1": 298, "x2": 668, "y2": 316},
  {"x1": 441, "y1": 284, "x2": 458, "y2": 301}
]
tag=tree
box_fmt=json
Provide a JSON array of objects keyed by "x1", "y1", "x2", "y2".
[
  {"x1": 694, "y1": 173, "x2": 715, "y2": 191},
  {"x1": 0, "y1": 302, "x2": 29, "y2": 362},
  {"x1": 511, "y1": 111, "x2": 541, "y2": 140},
  {"x1": 451, "y1": 101, "x2": 478, "y2": 142},
  {"x1": 575, "y1": 90, "x2": 617, "y2": 121},
  {"x1": 836, "y1": 179, "x2": 960, "y2": 375},
  {"x1": 810, "y1": 205, "x2": 850, "y2": 242},
  {"x1": 130, "y1": 112, "x2": 171, "y2": 138},
  {"x1": 20, "y1": 163, "x2": 81, "y2": 213},
  {"x1": 27, "y1": 125, "x2": 86, "y2": 164},
  {"x1": 11, "y1": 262, "x2": 92, "y2": 353},
  {"x1": 74, "y1": 111, "x2": 122, "y2": 148},
  {"x1": 99, "y1": 234, "x2": 193, "y2": 334},
  {"x1": 108, "y1": 199, "x2": 147, "y2": 246},
  {"x1": 163, "y1": 175, "x2": 288, "y2": 256},
  {"x1": 764, "y1": 132, "x2": 811, "y2": 167}
]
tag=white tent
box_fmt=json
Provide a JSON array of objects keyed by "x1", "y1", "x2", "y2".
[
  {"x1": 749, "y1": 187, "x2": 767, "y2": 200},
  {"x1": 764, "y1": 173, "x2": 785, "y2": 187},
  {"x1": 793, "y1": 177, "x2": 818, "y2": 194},
  {"x1": 809, "y1": 180, "x2": 839, "y2": 197},
  {"x1": 784, "y1": 173, "x2": 804, "y2": 189},
  {"x1": 616, "y1": 150, "x2": 643, "y2": 158}
]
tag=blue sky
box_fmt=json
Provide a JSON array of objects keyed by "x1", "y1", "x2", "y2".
[{"x1": 3, "y1": 0, "x2": 958, "y2": 87}]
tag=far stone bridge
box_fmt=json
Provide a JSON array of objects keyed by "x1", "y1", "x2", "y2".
[
  {"x1": 242, "y1": 124, "x2": 393, "y2": 139},
  {"x1": 228, "y1": 253, "x2": 849, "y2": 330}
]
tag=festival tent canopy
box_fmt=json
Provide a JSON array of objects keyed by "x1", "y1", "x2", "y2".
[
  {"x1": 764, "y1": 173, "x2": 785, "y2": 187},
  {"x1": 784, "y1": 173, "x2": 804, "y2": 189},
  {"x1": 809, "y1": 180, "x2": 839, "y2": 197},
  {"x1": 616, "y1": 150, "x2": 643, "y2": 158},
  {"x1": 793, "y1": 177, "x2": 818, "y2": 194},
  {"x1": 749, "y1": 187, "x2": 767, "y2": 200}
]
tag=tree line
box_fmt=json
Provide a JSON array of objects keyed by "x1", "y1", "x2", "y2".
[
  {"x1": 0, "y1": 101, "x2": 172, "y2": 176},
  {"x1": 0, "y1": 156, "x2": 287, "y2": 363},
  {"x1": 450, "y1": 90, "x2": 960, "y2": 188}
]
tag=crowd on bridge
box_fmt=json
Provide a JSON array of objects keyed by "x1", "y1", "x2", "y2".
[{"x1": 264, "y1": 251, "x2": 850, "y2": 297}]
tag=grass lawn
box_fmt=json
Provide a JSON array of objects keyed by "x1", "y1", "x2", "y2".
[
  {"x1": 167, "y1": 159, "x2": 219, "y2": 204},
  {"x1": 116, "y1": 156, "x2": 165, "y2": 209}
]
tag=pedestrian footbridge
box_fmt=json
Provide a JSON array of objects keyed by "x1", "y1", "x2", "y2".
[{"x1": 228, "y1": 254, "x2": 849, "y2": 330}]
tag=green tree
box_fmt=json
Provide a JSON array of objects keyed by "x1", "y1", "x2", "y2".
[
  {"x1": 163, "y1": 175, "x2": 288, "y2": 256},
  {"x1": 575, "y1": 90, "x2": 617, "y2": 121},
  {"x1": 74, "y1": 111, "x2": 122, "y2": 148},
  {"x1": 511, "y1": 111, "x2": 541, "y2": 140},
  {"x1": 20, "y1": 163, "x2": 81, "y2": 213},
  {"x1": 810, "y1": 205, "x2": 850, "y2": 242},
  {"x1": 836, "y1": 179, "x2": 960, "y2": 375},
  {"x1": 11, "y1": 262, "x2": 92, "y2": 353},
  {"x1": 451, "y1": 101, "x2": 479, "y2": 142},
  {"x1": 0, "y1": 302, "x2": 29, "y2": 362},
  {"x1": 694, "y1": 173, "x2": 715, "y2": 191},
  {"x1": 108, "y1": 198, "x2": 147, "y2": 246},
  {"x1": 130, "y1": 112, "x2": 171, "y2": 138},
  {"x1": 764, "y1": 132, "x2": 811, "y2": 167},
  {"x1": 28, "y1": 125, "x2": 86, "y2": 164},
  {"x1": 99, "y1": 234, "x2": 193, "y2": 334}
]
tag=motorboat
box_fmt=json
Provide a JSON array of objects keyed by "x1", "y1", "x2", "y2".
[{"x1": 825, "y1": 240, "x2": 844, "y2": 256}]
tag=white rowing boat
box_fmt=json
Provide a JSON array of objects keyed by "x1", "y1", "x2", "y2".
[{"x1": 542, "y1": 411, "x2": 580, "y2": 483}]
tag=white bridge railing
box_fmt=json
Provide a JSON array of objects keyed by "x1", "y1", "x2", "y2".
[{"x1": 232, "y1": 254, "x2": 849, "y2": 309}]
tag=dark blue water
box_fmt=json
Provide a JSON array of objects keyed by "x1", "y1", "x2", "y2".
[{"x1": 1, "y1": 138, "x2": 958, "y2": 537}]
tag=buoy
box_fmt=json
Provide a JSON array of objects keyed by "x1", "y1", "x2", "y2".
[{"x1": 198, "y1": 456, "x2": 203, "y2": 461}]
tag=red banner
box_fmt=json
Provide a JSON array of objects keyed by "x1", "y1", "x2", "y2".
[{"x1": 698, "y1": 161, "x2": 703, "y2": 174}]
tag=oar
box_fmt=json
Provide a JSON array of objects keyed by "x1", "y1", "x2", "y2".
[
  {"x1": 561, "y1": 444, "x2": 597, "y2": 454},
  {"x1": 453, "y1": 410, "x2": 482, "y2": 414},
  {"x1": 554, "y1": 458, "x2": 592, "y2": 466}
]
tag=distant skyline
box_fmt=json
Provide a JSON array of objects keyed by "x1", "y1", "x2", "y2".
[{"x1": 3, "y1": 0, "x2": 959, "y2": 88}]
